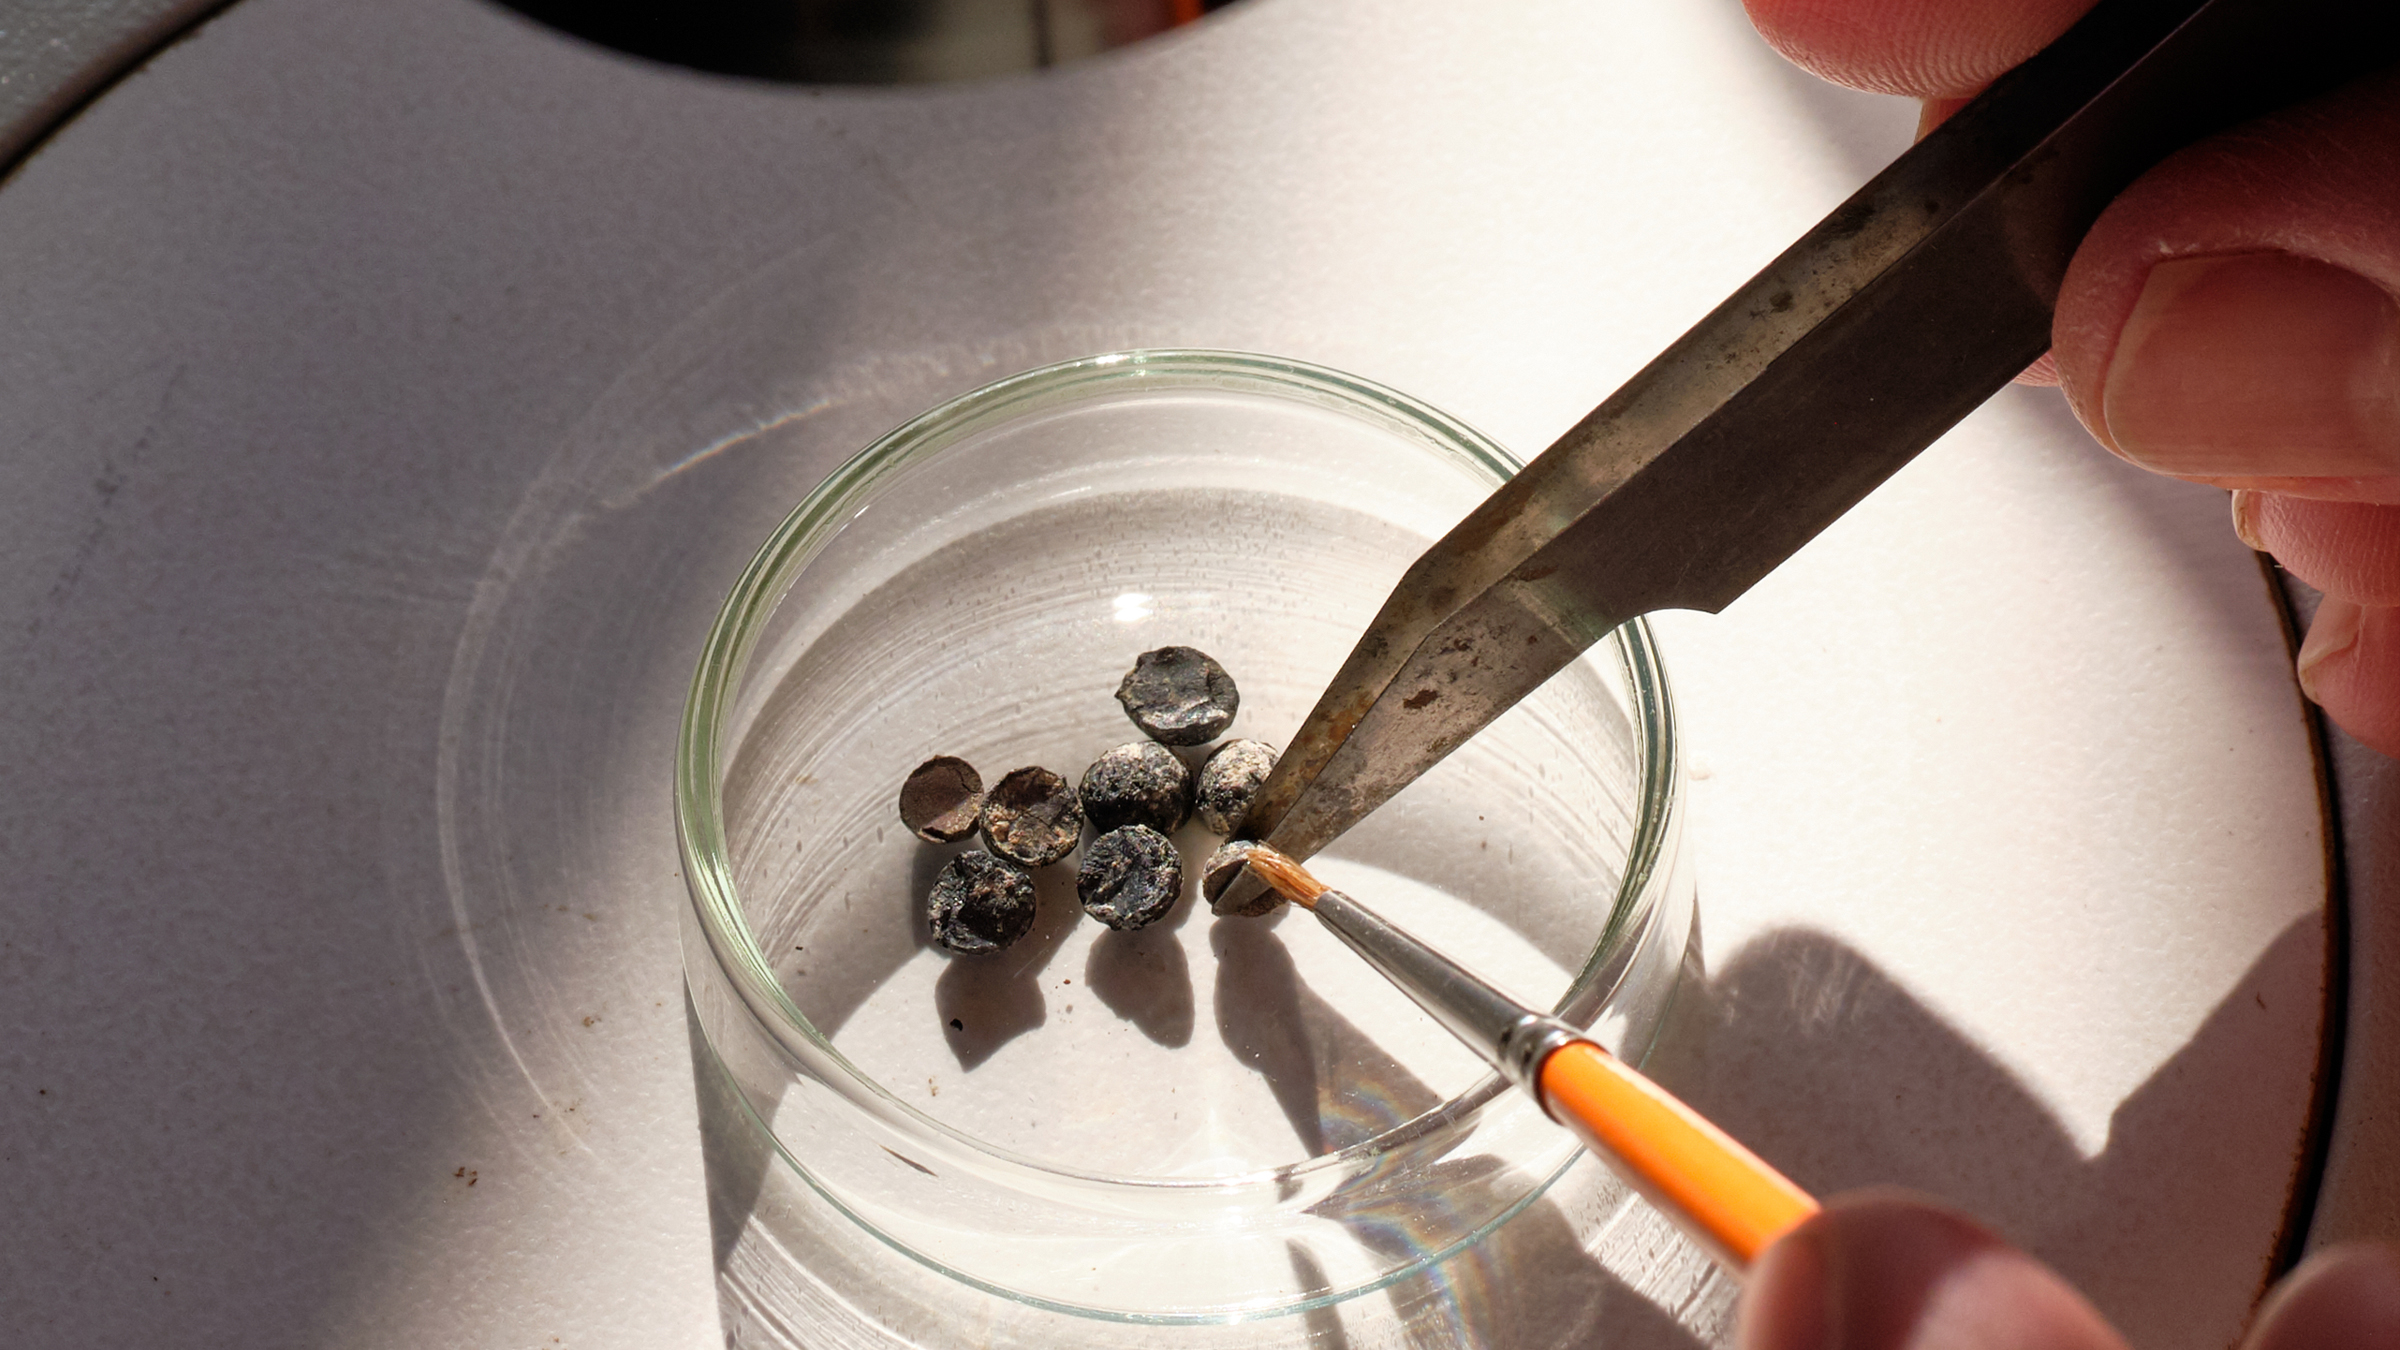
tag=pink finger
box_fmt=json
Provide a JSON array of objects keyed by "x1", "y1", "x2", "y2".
[
  {"x1": 1743, "y1": 0, "x2": 2095, "y2": 99},
  {"x1": 2242, "y1": 1242, "x2": 2400, "y2": 1350},
  {"x1": 2296, "y1": 601, "x2": 2400, "y2": 758},
  {"x1": 2100, "y1": 252, "x2": 2400, "y2": 480},
  {"x1": 2054, "y1": 73, "x2": 2400, "y2": 495},
  {"x1": 1739, "y1": 1192, "x2": 2128, "y2": 1350},
  {"x1": 2234, "y1": 493, "x2": 2400, "y2": 605}
]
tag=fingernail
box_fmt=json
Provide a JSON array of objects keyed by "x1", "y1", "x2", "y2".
[
  {"x1": 2297, "y1": 598, "x2": 2364, "y2": 700},
  {"x1": 2230, "y1": 490, "x2": 2267, "y2": 550},
  {"x1": 1914, "y1": 96, "x2": 1972, "y2": 141},
  {"x1": 2102, "y1": 252, "x2": 2400, "y2": 477}
]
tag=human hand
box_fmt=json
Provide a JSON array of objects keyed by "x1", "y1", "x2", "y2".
[
  {"x1": 1738, "y1": 1193, "x2": 2400, "y2": 1350},
  {"x1": 1745, "y1": 0, "x2": 2400, "y2": 756}
]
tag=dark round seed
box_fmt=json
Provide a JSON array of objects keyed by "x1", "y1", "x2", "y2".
[
  {"x1": 979, "y1": 766, "x2": 1083, "y2": 867},
  {"x1": 1201, "y1": 838, "x2": 1282, "y2": 918},
  {"x1": 1115, "y1": 646, "x2": 1239, "y2": 746},
  {"x1": 1193, "y1": 739, "x2": 1278, "y2": 836},
  {"x1": 1079, "y1": 742, "x2": 1191, "y2": 835},
  {"x1": 925, "y1": 850, "x2": 1037, "y2": 955},
  {"x1": 898, "y1": 755, "x2": 985, "y2": 843},
  {"x1": 1076, "y1": 825, "x2": 1183, "y2": 931}
]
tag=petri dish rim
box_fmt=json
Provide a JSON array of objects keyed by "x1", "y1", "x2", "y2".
[{"x1": 674, "y1": 348, "x2": 1683, "y2": 1202}]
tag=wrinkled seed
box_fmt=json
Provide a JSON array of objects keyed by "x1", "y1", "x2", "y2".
[
  {"x1": 1115, "y1": 646, "x2": 1239, "y2": 746},
  {"x1": 1077, "y1": 825, "x2": 1183, "y2": 931},
  {"x1": 1079, "y1": 742, "x2": 1191, "y2": 835},
  {"x1": 980, "y1": 766, "x2": 1083, "y2": 867},
  {"x1": 926, "y1": 850, "x2": 1037, "y2": 955},
  {"x1": 1194, "y1": 739, "x2": 1278, "y2": 836}
]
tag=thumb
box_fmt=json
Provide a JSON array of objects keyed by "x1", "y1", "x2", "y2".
[
  {"x1": 2055, "y1": 71, "x2": 2400, "y2": 492},
  {"x1": 1739, "y1": 1192, "x2": 2128, "y2": 1350}
]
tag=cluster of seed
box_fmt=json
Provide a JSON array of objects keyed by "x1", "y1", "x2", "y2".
[{"x1": 898, "y1": 646, "x2": 1285, "y2": 955}]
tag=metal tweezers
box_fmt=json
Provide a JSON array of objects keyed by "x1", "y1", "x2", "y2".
[{"x1": 1224, "y1": 0, "x2": 2398, "y2": 910}]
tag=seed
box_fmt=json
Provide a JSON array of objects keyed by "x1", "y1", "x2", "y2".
[
  {"x1": 1201, "y1": 838, "x2": 1282, "y2": 918},
  {"x1": 898, "y1": 755, "x2": 985, "y2": 843},
  {"x1": 1193, "y1": 739, "x2": 1278, "y2": 836},
  {"x1": 1076, "y1": 825, "x2": 1183, "y2": 931},
  {"x1": 1115, "y1": 646, "x2": 1239, "y2": 746},
  {"x1": 925, "y1": 850, "x2": 1038, "y2": 955},
  {"x1": 979, "y1": 766, "x2": 1083, "y2": 867},
  {"x1": 1079, "y1": 741, "x2": 1191, "y2": 835}
]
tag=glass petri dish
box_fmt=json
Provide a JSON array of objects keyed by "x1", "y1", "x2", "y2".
[{"x1": 677, "y1": 350, "x2": 1693, "y2": 1323}]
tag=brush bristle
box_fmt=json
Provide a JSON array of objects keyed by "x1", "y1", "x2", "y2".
[{"x1": 1243, "y1": 845, "x2": 1326, "y2": 907}]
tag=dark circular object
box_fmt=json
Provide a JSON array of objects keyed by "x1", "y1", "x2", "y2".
[
  {"x1": 1201, "y1": 838, "x2": 1280, "y2": 918},
  {"x1": 1079, "y1": 742, "x2": 1191, "y2": 835},
  {"x1": 898, "y1": 755, "x2": 985, "y2": 843},
  {"x1": 979, "y1": 765, "x2": 1083, "y2": 867},
  {"x1": 1114, "y1": 646, "x2": 1239, "y2": 746},
  {"x1": 1193, "y1": 739, "x2": 1278, "y2": 836},
  {"x1": 925, "y1": 850, "x2": 1037, "y2": 955},
  {"x1": 1076, "y1": 825, "x2": 1183, "y2": 931}
]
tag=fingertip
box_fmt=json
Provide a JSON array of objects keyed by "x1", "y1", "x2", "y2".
[
  {"x1": 1744, "y1": 0, "x2": 2095, "y2": 98},
  {"x1": 2014, "y1": 351, "x2": 2062, "y2": 387},
  {"x1": 1740, "y1": 1193, "x2": 1992, "y2": 1350},
  {"x1": 2051, "y1": 72, "x2": 2400, "y2": 476},
  {"x1": 2094, "y1": 252, "x2": 2400, "y2": 479},
  {"x1": 2245, "y1": 1243, "x2": 2400, "y2": 1350},
  {"x1": 2242, "y1": 496, "x2": 2400, "y2": 604},
  {"x1": 1741, "y1": 1215, "x2": 1829, "y2": 1350},
  {"x1": 1737, "y1": 1193, "x2": 2127, "y2": 1350},
  {"x1": 2295, "y1": 600, "x2": 2400, "y2": 756},
  {"x1": 2296, "y1": 597, "x2": 2363, "y2": 696}
]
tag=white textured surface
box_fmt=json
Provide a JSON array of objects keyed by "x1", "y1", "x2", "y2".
[{"x1": 0, "y1": 0, "x2": 2361, "y2": 1347}]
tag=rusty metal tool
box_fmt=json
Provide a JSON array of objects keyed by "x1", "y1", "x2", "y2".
[{"x1": 1221, "y1": 0, "x2": 2399, "y2": 910}]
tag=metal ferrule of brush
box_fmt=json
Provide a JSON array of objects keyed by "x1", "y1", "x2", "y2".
[{"x1": 1306, "y1": 887, "x2": 1588, "y2": 1097}]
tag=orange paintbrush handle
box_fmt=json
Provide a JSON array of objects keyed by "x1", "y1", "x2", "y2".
[
  {"x1": 1239, "y1": 844, "x2": 1818, "y2": 1270},
  {"x1": 1537, "y1": 1039, "x2": 1819, "y2": 1271}
]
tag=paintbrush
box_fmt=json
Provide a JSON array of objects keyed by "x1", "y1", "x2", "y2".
[{"x1": 1242, "y1": 845, "x2": 1817, "y2": 1273}]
